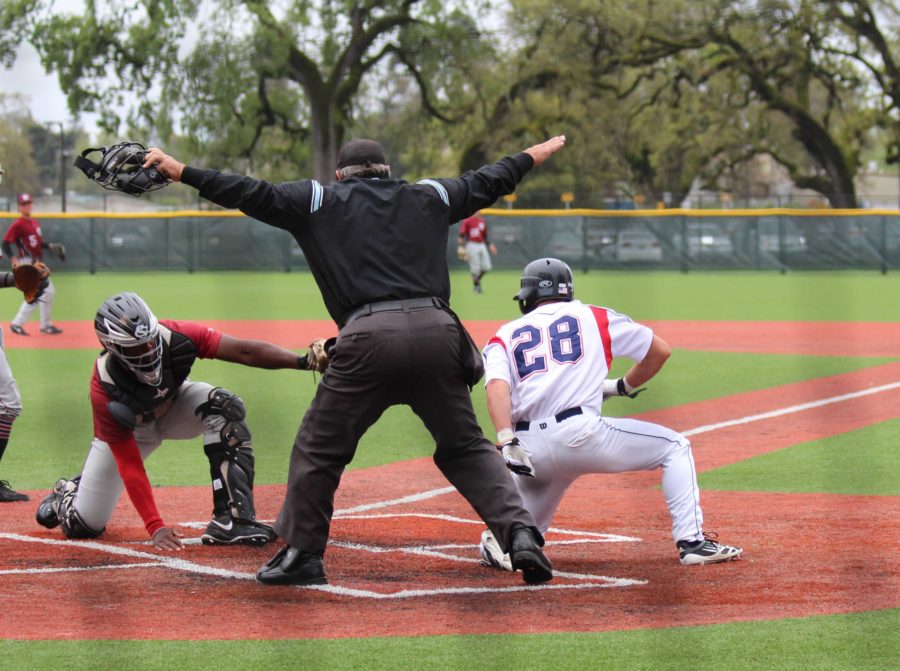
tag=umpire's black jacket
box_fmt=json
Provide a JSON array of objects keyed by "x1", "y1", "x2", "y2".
[{"x1": 180, "y1": 153, "x2": 534, "y2": 325}]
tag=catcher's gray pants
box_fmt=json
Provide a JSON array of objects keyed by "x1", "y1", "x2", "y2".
[
  {"x1": 74, "y1": 381, "x2": 215, "y2": 531},
  {"x1": 275, "y1": 305, "x2": 537, "y2": 555},
  {"x1": 12, "y1": 277, "x2": 55, "y2": 330}
]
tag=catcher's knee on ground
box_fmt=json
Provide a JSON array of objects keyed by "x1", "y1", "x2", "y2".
[{"x1": 198, "y1": 387, "x2": 258, "y2": 521}]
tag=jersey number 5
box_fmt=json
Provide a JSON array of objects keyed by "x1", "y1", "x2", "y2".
[{"x1": 512, "y1": 315, "x2": 583, "y2": 379}]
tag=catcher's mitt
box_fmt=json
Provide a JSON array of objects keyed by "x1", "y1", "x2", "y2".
[
  {"x1": 306, "y1": 336, "x2": 336, "y2": 373},
  {"x1": 13, "y1": 262, "x2": 50, "y2": 304}
]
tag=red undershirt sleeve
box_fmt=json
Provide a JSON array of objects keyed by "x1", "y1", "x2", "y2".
[{"x1": 107, "y1": 437, "x2": 165, "y2": 537}]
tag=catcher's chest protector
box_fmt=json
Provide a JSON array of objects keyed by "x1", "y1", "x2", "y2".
[{"x1": 100, "y1": 329, "x2": 197, "y2": 416}]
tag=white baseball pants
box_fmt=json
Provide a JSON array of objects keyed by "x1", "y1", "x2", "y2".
[
  {"x1": 513, "y1": 410, "x2": 705, "y2": 544},
  {"x1": 12, "y1": 278, "x2": 56, "y2": 330}
]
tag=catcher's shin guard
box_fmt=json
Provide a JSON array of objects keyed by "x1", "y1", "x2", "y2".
[
  {"x1": 199, "y1": 388, "x2": 258, "y2": 521},
  {"x1": 56, "y1": 478, "x2": 104, "y2": 539}
]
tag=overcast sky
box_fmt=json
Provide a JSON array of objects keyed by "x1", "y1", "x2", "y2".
[{"x1": 0, "y1": 41, "x2": 101, "y2": 138}]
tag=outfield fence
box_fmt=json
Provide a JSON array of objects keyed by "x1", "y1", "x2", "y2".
[{"x1": 3, "y1": 208, "x2": 900, "y2": 273}]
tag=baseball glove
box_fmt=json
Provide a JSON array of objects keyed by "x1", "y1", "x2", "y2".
[
  {"x1": 306, "y1": 336, "x2": 336, "y2": 373},
  {"x1": 48, "y1": 243, "x2": 66, "y2": 261},
  {"x1": 456, "y1": 245, "x2": 468, "y2": 261},
  {"x1": 13, "y1": 262, "x2": 50, "y2": 304}
]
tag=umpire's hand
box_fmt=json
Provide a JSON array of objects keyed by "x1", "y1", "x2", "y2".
[
  {"x1": 143, "y1": 148, "x2": 185, "y2": 182},
  {"x1": 152, "y1": 526, "x2": 184, "y2": 551},
  {"x1": 524, "y1": 135, "x2": 566, "y2": 167}
]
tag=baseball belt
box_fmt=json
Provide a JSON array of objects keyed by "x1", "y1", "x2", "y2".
[{"x1": 515, "y1": 406, "x2": 584, "y2": 432}]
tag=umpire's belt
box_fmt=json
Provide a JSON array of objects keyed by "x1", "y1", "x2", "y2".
[
  {"x1": 342, "y1": 297, "x2": 443, "y2": 328},
  {"x1": 515, "y1": 407, "x2": 584, "y2": 433}
]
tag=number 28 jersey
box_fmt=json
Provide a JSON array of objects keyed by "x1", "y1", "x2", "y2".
[{"x1": 483, "y1": 299, "x2": 653, "y2": 423}]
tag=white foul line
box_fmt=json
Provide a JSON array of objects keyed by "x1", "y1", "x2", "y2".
[
  {"x1": 9, "y1": 382, "x2": 895, "y2": 598},
  {"x1": 335, "y1": 486, "x2": 456, "y2": 515},
  {"x1": 682, "y1": 380, "x2": 900, "y2": 437}
]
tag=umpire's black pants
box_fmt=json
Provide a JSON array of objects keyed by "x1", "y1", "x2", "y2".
[{"x1": 275, "y1": 305, "x2": 537, "y2": 555}]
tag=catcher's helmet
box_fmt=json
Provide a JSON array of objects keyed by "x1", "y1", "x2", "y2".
[
  {"x1": 514, "y1": 257, "x2": 575, "y2": 314},
  {"x1": 95, "y1": 292, "x2": 164, "y2": 386},
  {"x1": 74, "y1": 141, "x2": 169, "y2": 197}
]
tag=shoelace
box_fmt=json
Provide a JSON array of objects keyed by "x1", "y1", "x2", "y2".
[
  {"x1": 700, "y1": 531, "x2": 722, "y2": 547},
  {"x1": 680, "y1": 531, "x2": 722, "y2": 551}
]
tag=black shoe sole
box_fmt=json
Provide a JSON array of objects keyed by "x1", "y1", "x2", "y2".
[
  {"x1": 255, "y1": 572, "x2": 328, "y2": 586},
  {"x1": 513, "y1": 550, "x2": 553, "y2": 584}
]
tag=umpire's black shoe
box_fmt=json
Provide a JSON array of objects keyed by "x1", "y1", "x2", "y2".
[
  {"x1": 509, "y1": 523, "x2": 553, "y2": 584},
  {"x1": 0, "y1": 480, "x2": 29, "y2": 502},
  {"x1": 256, "y1": 545, "x2": 327, "y2": 586}
]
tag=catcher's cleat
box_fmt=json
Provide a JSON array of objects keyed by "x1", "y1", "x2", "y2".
[
  {"x1": 0, "y1": 480, "x2": 29, "y2": 502},
  {"x1": 9, "y1": 324, "x2": 27, "y2": 336},
  {"x1": 509, "y1": 523, "x2": 553, "y2": 584},
  {"x1": 40, "y1": 325, "x2": 63, "y2": 335},
  {"x1": 201, "y1": 515, "x2": 277, "y2": 546},
  {"x1": 479, "y1": 529, "x2": 513, "y2": 572},
  {"x1": 35, "y1": 477, "x2": 75, "y2": 527},
  {"x1": 256, "y1": 545, "x2": 327, "y2": 586},
  {"x1": 677, "y1": 532, "x2": 743, "y2": 565}
]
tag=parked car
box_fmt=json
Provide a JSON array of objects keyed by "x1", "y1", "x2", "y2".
[
  {"x1": 614, "y1": 229, "x2": 663, "y2": 262},
  {"x1": 758, "y1": 230, "x2": 807, "y2": 254},
  {"x1": 106, "y1": 223, "x2": 151, "y2": 249},
  {"x1": 679, "y1": 222, "x2": 733, "y2": 256}
]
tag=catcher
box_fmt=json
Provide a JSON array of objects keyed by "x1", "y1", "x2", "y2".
[
  {"x1": 35, "y1": 291, "x2": 334, "y2": 549},
  {"x1": 3, "y1": 193, "x2": 67, "y2": 336}
]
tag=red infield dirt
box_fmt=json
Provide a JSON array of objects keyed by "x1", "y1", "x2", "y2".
[{"x1": 1, "y1": 320, "x2": 898, "y2": 640}]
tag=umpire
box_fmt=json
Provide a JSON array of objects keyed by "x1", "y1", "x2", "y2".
[{"x1": 144, "y1": 134, "x2": 567, "y2": 586}]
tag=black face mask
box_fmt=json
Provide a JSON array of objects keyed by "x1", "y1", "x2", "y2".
[{"x1": 74, "y1": 142, "x2": 170, "y2": 197}]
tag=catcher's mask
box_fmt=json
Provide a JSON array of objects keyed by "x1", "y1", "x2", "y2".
[
  {"x1": 74, "y1": 142, "x2": 169, "y2": 197},
  {"x1": 514, "y1": 257, "x2": 575, "y2": 314},
  {"x1": 95, "y1": 291, "x2": 164, "y2": 386}
]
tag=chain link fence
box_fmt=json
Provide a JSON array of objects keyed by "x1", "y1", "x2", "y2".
[{"x1": 2, "y1": 208, "x2": 899, "y2": 273}]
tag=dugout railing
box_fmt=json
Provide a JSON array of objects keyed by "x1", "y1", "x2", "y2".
[{"x1": 2, "y1": 208, "x2": 900, "y2": 273}]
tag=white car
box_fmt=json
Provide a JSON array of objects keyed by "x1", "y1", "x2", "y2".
[
  {"x1": 615, "y1": 229, "x2": 663, "y2": 262},
  {"x1": 684, "y1": 223, "x2": 733, "y2": 256}
]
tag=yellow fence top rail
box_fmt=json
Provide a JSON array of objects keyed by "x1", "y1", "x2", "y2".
[{"x1": 1, "y1": 207, "x2": 899, "y2": 219}]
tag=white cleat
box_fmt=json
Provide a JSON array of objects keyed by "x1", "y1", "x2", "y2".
[
  {"x1": 479, "y1": 528, "x2": 514, "y2": 572},
  {"x1": 678, "y1": 534, "x2": 743, "y2": 565}
]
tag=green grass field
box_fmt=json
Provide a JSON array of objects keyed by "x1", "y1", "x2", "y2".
[{"x1": 1, "y1": 270, "x2": 898, "y2": 670}]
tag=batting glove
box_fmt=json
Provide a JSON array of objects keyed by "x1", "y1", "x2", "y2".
[
  {"x1": 602, "y1": 377, "x2": 647, "y2": 400},
  {"x1": 496, "y1": 428, "x2": 535, "y2": 477}
]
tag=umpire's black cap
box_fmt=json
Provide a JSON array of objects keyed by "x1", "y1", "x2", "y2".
[{"x1": 337, "y1": 139, "x2": 387, "y2": 169}]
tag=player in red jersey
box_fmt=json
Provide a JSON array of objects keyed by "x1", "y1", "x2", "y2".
[
  {"x1": 35, "y1": 291, "x2": 320, "y2": 549},
  {"x1": 3, "y1": 193, "x2": 67, "y2": 335}
]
